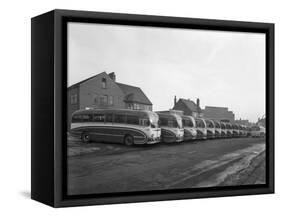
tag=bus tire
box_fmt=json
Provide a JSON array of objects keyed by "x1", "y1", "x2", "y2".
[
  {"x1": 81, "y1": 133, "x2": 91, "y2": 143},
  {"x1": 124, "y1": 135, "x2": 134, "y2": 146}
]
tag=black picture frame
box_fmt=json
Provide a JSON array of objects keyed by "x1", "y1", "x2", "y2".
[{"x1": 31, "y1": 9, "x2": 274, "y2": 207}]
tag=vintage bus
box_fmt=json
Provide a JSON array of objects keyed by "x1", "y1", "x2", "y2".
[
  {"x1": 220, "y1": 122, "x2": 227, "y2": 138},
  {"x1": 225, "y1": 123, "x2": 233, "y2": 137},
  {"x1": 195, "y1": 118, "x2": 207, "y2": 140},
  {"x1": 213, "y1": 120, "x2": 221, "y2": 138},
  {"x1": 238, "y1": 125, "x2": 244, "y2": 137},
  {"x1": 242, "y1": 126, "x2": 249, "y2": 137},
  {"x1": 250, "y1": 125, "x2": 266, "y2": 137},
  {"x1": 157, "y1": 112, "x2": 184, "y2": 143},
  {"x1": 245, "y1": 126, "x2": 251, "y2": 137},
  {"x1": 181, "y1": 115, "x2": 197, "y2": 140},
  {"x1": 70, "y1": 108, "x2": 161, "y2": 146},
  {"x1": 232, "y1": 124, "x2": 240, "y2": 137},
  {"x1": 205, "y1": 119, "x2": 216, "y2": 139}
]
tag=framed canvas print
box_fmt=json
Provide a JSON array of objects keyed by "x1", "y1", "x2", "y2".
[{"x1": 31, "y1": 9, "x2": 274, "y2": 207}]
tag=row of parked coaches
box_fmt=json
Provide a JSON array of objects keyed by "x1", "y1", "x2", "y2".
[
  {"x1": 156, "y1": 112, "x2": 265, "y2": 143},
  {"x1": 70, "y1": 109, "x2": 266, "y2": 146}
]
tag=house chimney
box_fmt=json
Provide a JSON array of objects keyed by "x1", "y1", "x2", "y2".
[
  {"x1": 196, "y1": 98, "x2": 200, "y2": 108},
  {"x1": 108, "y1": 72, "x2": 116, "y2": 82},
  {"x1": 174, "y1": 95, "x2": 177, "y2": 106}
]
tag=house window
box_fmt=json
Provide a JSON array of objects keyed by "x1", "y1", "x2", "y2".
[
  {"x1": 93, "y1": 96, "x2": 99, "y2": 105},
  {"x1": 144, "y1": 105, "x2": 151, "y2": 111},
  {"x1": 102, "y1": 78, "x2": 107, "y2": 89},
  {"x1": 133, "y1": 103, "x2": 140, "y2": 110},
  {"x1": 70, "y1": 94, "x2": 78, "y2": 105},
  {"x1": 127, "y1": 103, "x2": 133, "y2": 110},
  {"x1": 108, "y1": 96, "x2": 113, "y2": 105},
  {"x1": 100, "y1": 95, "x2": 108, "y2": 105}
]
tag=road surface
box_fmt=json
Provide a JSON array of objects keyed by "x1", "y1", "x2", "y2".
[{"x1": 67, "y1": 137, "x2": 266, "y2": 195}]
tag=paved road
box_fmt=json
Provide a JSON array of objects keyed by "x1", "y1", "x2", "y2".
[{"x1": 67, "y1": 137, "x2": 265, "y2": 195}]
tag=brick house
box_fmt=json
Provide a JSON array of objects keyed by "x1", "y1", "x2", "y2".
[
  {"x1": 67, "y1": 72, "x2": 152, "y2": 127},
  {"x1": 172, "y1": 97, "x2": 202, "y2": 117}
]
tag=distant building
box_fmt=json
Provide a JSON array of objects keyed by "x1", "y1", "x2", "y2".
[
  {"x1": 172, "y1": 97, "x2": 202, "y2": 117},
  {"x1": 235, "y1": 118, "x2": 252, "y2": 126},
  {"x1": 68, "y1": 72, "x2": 153, "y2": 126},
  {"x1": 203, "y1": 106, "x2": 235, "y2": 123}
]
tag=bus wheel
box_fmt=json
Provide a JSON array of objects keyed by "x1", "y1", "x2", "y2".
[
  {"x1": 81, "y1": 133, "x2": 91, "y2": 143},
  {"x1": 124, "y1": 135, "x2": 134, "y2": 146}
]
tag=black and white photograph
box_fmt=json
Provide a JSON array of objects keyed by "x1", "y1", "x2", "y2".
[{"x1": 67, "y1": 22, "x2": 266, "y2": 196}]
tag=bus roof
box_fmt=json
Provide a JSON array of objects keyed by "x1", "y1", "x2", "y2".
[
  {"x1": 72, "y1": 108, "x2": 156, "y2": 117},
  {"x1": 181, "y1": 115, "x2": 195, "y2": 120},
  {"x1": 195, "y1": 117, "x2": 205, "y2": 121},
  {"x1": 182, "y1": 115, "x2": 196, "y2": 124},
  {"x1": 156, "y1": 112, "x2": 180, "y2": 119},
  {"x1": 195, "y1": 118, "x2": 207, "y2": 124}
]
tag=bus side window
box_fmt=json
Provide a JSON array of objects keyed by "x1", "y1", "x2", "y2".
[
  {"x1": 105, "y1": 114, "x2": 113, "y2": 123},
  {"x1": 72, "y1": 115, "x2": 80, "y2": 123},
  {"x1": 83, "y1": 114, "x2": 92, "y2": 122},
  {"x1": 93, "y1": 114, "x2": 105, "y2": 122},
  {"x1": 140, "y1": 119, "x2": 149, "y2": 126},
  {"x1": 114, "y1": 114, "x2": 126, "y2": 124},
  {"x1": 127, "y1": 115, "x2": 139, "y2": 125},
  {"x1": 72, "y1": 114, "x2": 92, "y2": 123}
]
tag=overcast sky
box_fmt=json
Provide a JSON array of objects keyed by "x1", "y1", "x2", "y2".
[{"x1": 68, "y1": 22, "x2": 265, "y2": 123}]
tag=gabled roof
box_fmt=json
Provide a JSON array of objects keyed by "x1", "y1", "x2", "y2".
[
  {"x1": 68, "y1": 72, "x2": 108, "y2": 89},
  {"x1": 177, "y1": 98, "x2": 202, "y2": 113},
  {"x1": 116, "y1": 82, "x2": 152, "y2": 105}
]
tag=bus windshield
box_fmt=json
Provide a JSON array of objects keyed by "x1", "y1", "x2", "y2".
[
  {"x1": 149, "y1": 113, "x2": 159, "y2": 128},
  {"x1": 196, "y1": 119, "x2": 206, "y2": 128},
  {"x1": 206, "y1": 120, "x2": 214, "y2": 128},
  {"x1": 182, "y1": 118, "x2": 194, "y2": 127},
  {"x1": 215, "y1": 122, "x2": 220, "y2": 128},
  {"x1": 226, "y1": 124, "x2": 232, "y2": 129},
  {"x1": 176, "y1": 116, "x2": 183, "y2": 128},
  {"x1": 159, "y1": 116, "x2": 181, "y2": 128}
]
